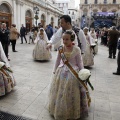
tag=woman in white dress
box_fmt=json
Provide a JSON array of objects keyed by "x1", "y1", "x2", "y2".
[
  {"x1": 0, "y1": 42, "x2": 15, "y2": 96},
  {"x1": 90, "y1": 28, "x2": 98, "y2": 54},
  {"x1": 82, "y1": 27, "x2": 94, "y2": 67},
  {"x1": 33, "y1": 28, "x2": 51, "y2": 60}
]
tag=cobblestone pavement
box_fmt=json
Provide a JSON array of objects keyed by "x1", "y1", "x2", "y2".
[{"x1": 0, "y1": 37, "x2": 120, "y2": 120}]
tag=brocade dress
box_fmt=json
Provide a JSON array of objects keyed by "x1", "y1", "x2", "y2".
[
  {"x1": 49, "y1": 46, "x2": 88, "y2": 120},
  {"x1": 33, "y1": 34, "x2": 51, "y2": 60},
  {"x1": 0, "y1": 42, "x2": 15, "y2": 96},
  {"x1": 82, "y1": 34, "x2": 94, "y2": 67}
]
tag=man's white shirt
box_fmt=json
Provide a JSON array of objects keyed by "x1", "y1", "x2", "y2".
[{"x1": 49, "y1": 27, "x2": 87, "y2": 53}]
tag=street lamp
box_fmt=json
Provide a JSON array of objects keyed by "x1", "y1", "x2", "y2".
[{"x1": 33, "y1": 6, "x2": 39, "y2": 27}]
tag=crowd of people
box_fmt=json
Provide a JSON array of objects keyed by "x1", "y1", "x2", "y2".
[{"x1": 0, "y1": 14, "x2": 120, "y2": 120}]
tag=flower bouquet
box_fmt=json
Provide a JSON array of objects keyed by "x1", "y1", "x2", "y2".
[{"x1": 78, "y1": 69, "x2": 94, "y2": 90}]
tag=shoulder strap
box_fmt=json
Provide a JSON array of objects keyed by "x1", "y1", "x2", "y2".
[
  {"x1": 58, "y1": 46, "x2": 91, "y2": 106},
  {"x1": 58, "y1": 45, "x2": 88, "y2": 91}
]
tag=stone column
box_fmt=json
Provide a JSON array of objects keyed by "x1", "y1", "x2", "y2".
[
  {"x1": 16, "y1": 0, "x2": 24, "y2": 30},
  {"x1": 54, "y1": 14, "x2": 59, "y2": 27},
  {"x1": 12, "y1": 0, "x2": 17, "y2": 24},
  {"x1": 47, "y1": 11, "x2": 50, "y2": 25}
]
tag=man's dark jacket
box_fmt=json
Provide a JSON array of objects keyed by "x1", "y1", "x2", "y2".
[
  {"x1": 20, "y1": 27, "x2": 26, "y2": 36},
  {"x1": 108, "y1": 30, "x2": 120, "y2": 46},
  {"x1": 0, "y1": 28, "x2": 9, "y2": 44}
]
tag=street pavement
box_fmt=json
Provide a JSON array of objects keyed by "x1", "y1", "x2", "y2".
[{"x1": 0, "y1": 36, "x2": 120, "y2": 120}]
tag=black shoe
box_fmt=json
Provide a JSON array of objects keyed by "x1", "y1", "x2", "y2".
[
  {"x1": 21, "y1": 43, "x2": 23, "y2": 44},
  {"x1": 108, "y1": 56, "x2": 112, "y2": 58},
  {"x1": 113, "y1": 56, "x2": 116, "y2": 59},
  {"x1": 113, "y1": 72, "x2": 120, "y2": 75},
  {"x1": 8, "y1": 58, "x2": 10, "y2": 61},
  {"x1": 13, "y1": 50, "x2": 18, "y2": 52}
]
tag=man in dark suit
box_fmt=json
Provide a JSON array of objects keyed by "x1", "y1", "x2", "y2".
[
  {"x1": 108, "y1": 26, "x2": 120, "y2": 59},
  {"x1": 0, "y1": 23, "x2": 10, "y2": 60},
  {"x1": 20, "y1": 24, "x2": 27, "y2": 44},
  {"x1": 113, "y1": 38, "x2": 120, "y2": 75}
]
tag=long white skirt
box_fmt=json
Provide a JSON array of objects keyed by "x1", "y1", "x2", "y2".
[
  {"x1": 33, "y1": 40, "x2": 52, "y2": 60},
  {"x1": 82, "y1": 43, "x2": 94, "y2": 67}
]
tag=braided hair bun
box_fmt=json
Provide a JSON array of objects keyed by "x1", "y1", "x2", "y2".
[{"x1": 64, "y1": 31, "x2": 75, "y2": 41}]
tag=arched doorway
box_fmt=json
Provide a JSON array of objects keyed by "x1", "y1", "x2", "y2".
[
  {"x1": 25, "y1": 10, "x2": 32, "y2": 33},
  {"x1": 41, "y1": 14, "x2": 46, "y2": 27},
  {"x1": 51, "y1": 17, "x2": 54, "y2": 27},
  {"x1": 0, "y1": 3, "x2": 12, "y2": 28}
]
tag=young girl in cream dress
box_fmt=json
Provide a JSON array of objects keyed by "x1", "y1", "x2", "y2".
[
  {"x1": 33, "y1": 28, "x2": 51, "y2": 60},
  {"x1": 90, "y1": 28, "x2": 98, "y2": 54},
  {"x1": 49, "y1": 31, "x2": 89, "y2": 120},
  {"x1": 82, "y1": 27, "x2": 94, "y2": 67}
]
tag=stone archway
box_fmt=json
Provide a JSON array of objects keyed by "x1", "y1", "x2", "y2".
[
  {"x1": 102, "y1": 8, "x2": 107, "y2": 12},
  {"x1": 51, "y1": 17, "x2": 54, "y2": 27},
  {"x1": 25, "y1": 10, "x2": 32, "y2": 32},
  {"x1": 41, "y1": 14, "x2": 46, "y2": 27},
  {"x1": 0, "y1": 3, "x2": 12, "y2": 28}
]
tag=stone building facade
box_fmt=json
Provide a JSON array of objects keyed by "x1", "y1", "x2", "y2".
[
  {"x1": 53, "y1": 0, "x2": 80, "y2": 26},
  {"x1": 0, "y1": 0, "x2": 63, "y2": 31},
  {"x1": 80, "y1": 0, "x2": 120, "y2": 28}
]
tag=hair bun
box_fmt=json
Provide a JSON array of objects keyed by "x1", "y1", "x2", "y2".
[
  {"x1": 71, "y1": 33, "x2": 75, "y2": 41},
  {"x1": 64, "y1": 30, "x2": 75, "y2": 41}
]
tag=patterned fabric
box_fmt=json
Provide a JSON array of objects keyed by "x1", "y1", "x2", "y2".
[
  {"x1": 0, "y1": 68, "x2": 15, "y2": 96},
  {"x1": 33, "y1": 37, "x2": 51, "y2": 60},
  {"x1": 82, "y1": 35, "x2": 94, "y2": 67},
  {"x1": 49, "y1": 47, "x2": 88, "y2": 120}
]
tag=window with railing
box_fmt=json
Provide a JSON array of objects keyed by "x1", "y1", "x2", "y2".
[
  {"x1": 94, "y1": 0, "x2": 98, "y2": 4},
  {"x1": 113, "y1": 0, "x2": 116, "y2": 4},
  {"x1": 84, "y1": 0, "x2": 88, "y2": 4}
]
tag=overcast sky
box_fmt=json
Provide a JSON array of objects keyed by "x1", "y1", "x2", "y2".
[{"x1": 75, "y1": 0, "x2": 80, "y2": 7}]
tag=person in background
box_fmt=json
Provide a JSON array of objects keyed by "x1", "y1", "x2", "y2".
[
  {"x1": 47, "y1": 15, "x2": 87, "y2": 54},
  {"x1": 28, "y1": 29, "x2": 34, "y2": 44},
  {"x1": 90, "y1": 28, "x2": 98, "y2": 54},
  {"x1": 113, "y1": 37, "x2": 120, "y2": 75},
  {"x1": 102, "y1": 27, "x2": 108, "y2": 46},
  {"x1": 83, "y1": 27, "x2": 94, "y2": 67},
  {"x1": 20, "y1": 24, "x2": 27, "y2": 44},
  {"x1": 108, "y1": 26, "x2": 120, "y2": 59},
  {"x1": 9, "y1": 24, "x2": 19, "y2": 52},
  {"x1": 0, "y1": 23, "x2": 10, "y2": 61},
  {"x1": 33, "y1": 28, "x2": 51, "y2": 60},
  {"x1": 45, "y1": 24, "x2": 53, "y2": 40}
]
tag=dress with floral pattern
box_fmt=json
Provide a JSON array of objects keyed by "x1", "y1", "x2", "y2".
[
  {"x1": 0, "y1": 67, "x2": 15, "y2": 96},
  {"x1": 33, "y1": 35, "x2": 51, "y2": 60},
  {"x1": 82, "y1": 34, "x2": 94, "y2": 67},
  {"x1": 49, "y1": 46, "x2": 89, "y2": 120}
]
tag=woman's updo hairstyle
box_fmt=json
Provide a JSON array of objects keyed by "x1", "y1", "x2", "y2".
[{"x1": 64, "y1": 31, "x2": 75, "y2": 41}]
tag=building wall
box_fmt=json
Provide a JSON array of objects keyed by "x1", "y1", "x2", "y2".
[
  {"x1": 80, "y1": 0, "x2": 120, "y2": 4},
  {"x1": 0, "y1": 0, "x2": 63, "y2": 31},
  {"x1": 80, "y1": 0, "x2": 120, "y2": 28}
]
